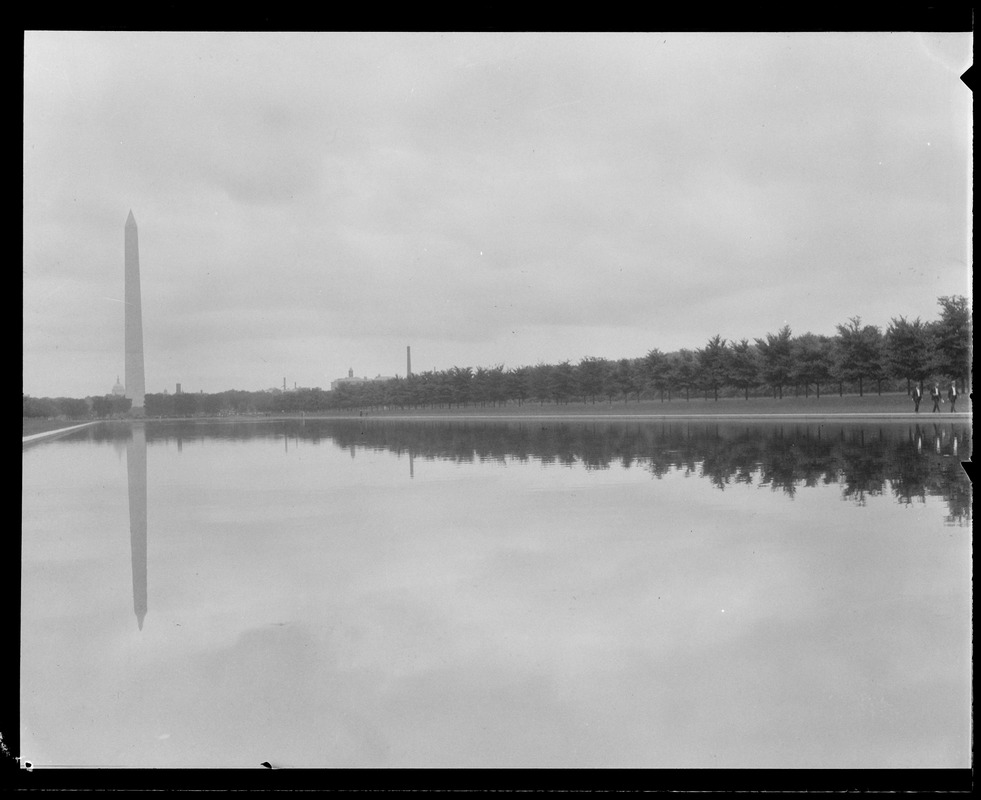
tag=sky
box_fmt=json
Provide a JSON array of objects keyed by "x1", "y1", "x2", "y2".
[{"x1": 23, "y1": 31, "x2": 972, "y2": 398}]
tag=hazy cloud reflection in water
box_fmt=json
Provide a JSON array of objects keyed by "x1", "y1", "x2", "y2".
[{"x1": 21, "y1": 419, "x2": 971, "y2": 768}]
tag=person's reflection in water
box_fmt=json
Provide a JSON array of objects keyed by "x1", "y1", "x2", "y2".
[{"x1": 126, "y1": 423, "x2": 148, "y2": 631}]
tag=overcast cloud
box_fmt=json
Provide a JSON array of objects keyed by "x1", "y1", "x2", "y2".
[{"x1": 23, "y1": 32, "x2": 972, "y2": 397}]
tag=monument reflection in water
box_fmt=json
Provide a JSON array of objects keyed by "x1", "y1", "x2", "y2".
[
  {"x1": 127, "y1": 424, "x2": 147, "y2": 631},
  {"x1": 20, "y1": 418, "x2": 971, "y2": 768}
]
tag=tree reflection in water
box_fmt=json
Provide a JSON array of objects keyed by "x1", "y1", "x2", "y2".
[{"x1": 86, "y1": 418, "x2": 971, "y2": 526}]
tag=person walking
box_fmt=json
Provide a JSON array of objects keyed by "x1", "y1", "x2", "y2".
[
  {"x1": 930, "y1": 384, "x2": 942, "y2": 413},
  {"x1": 911, "y1": 384, "x2": 923, "y2": 413},
  {"x1": 947, "y1": 382, "x2": 958, "y2": 412}
]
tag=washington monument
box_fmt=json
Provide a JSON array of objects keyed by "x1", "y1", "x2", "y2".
[{"x1": 124, "y1": 210, "x2": 145, "y2": 412}]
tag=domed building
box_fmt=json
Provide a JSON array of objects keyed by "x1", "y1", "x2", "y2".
[{"x1": 111, "y1": 376, "x2": 126, "y2": 397}]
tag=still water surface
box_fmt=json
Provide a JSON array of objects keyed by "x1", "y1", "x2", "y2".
[{"x1": 21, "y1": 418, "x2": 971, "y2": 768}]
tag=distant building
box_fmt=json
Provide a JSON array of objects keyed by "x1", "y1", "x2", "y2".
[
  {"x1": 330, "y1": 368, "x2": 395, "y2": 391},
  {"x1": 176, "y1": 383, "x2": 182, "y2": 395},
  {"x1": 331, "y1": 368, "x2": 365, "y2": 391},
  {"x1": 112, "y1": 376, "x2": 126, "y2": 396}
]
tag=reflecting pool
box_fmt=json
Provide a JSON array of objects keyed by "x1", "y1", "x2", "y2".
[{"x1": 21, "y1": 418, "x2": 971, "y2": 768}]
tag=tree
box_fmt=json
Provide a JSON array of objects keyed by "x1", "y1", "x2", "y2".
[
  {"x1": 472, "y1": 366, "x2": 492, "y2": 406},
  {"x1": 811, "y1": 335, "x2": 835, "y2": 397},
  {"x1": 414, "y1": 372, "x2": 437, "y2": 408},
  {"x1": 576, "y1": 357, "x2": 609, "y2": 403},
  {"x1": 643, "y1": 349, "x2": 672, "y2": 401},
  {"x1": 486, "y1": 365, "x2": 507, "y2": 406},
  {"x1": 252, "y1": 391, "x2": 275, "y2": 414},
  {"x1": 612, "y1": 358, "x2": 641, "y2": 402},
  {"x1": 385, "y1": 376, "x2": 406, "y2": 409},
  {"x1": 435, "y1": 370, "x2": 454, "y2": 408},
  {"x1": 111, "y1": 395, "x2": 133, "y2": 416},
  {"x1": 865, "y1": 325, "x2": 888, "y2": 395},
  {"x1": 727, "y1": 339, "x2": 760, "y2": 400},
  {"x1": 548, "y1": 361, "x2": 576, "y2": 404},
  {"x1": 23, "y1": 395, "x2": 59, "y2": 418},
  {"x1": 174, "y1": 392, "x2": 199, "y2": 417},
  {"x1": 835, "y1": 316, "x2": 883, "y2": 397},
  {"x1": 696, "y1": 335, "x2": 728, "y2": 401},
  {"x1": 449, "y1": 366, "x2": 473, "y2": 408},
  {"x1": 91, "y1": 395, "x2": 112, "y2": 418},
  {"x1": 145, "y1": 392, "x2": 169, "y2": 416},
  {"x1": 629, "y1": 359, "x2": 648, "y2": 402},
  {"x1": 601, "y1": 361, "x2": 619, "y2": 403},
  {"x1": 201, "y1": 392, "x2": 222, "y2": 416},
  {"x1": 670, "y1": 349, "x2": 699, "y2": 401},
  {"x1": 790, "y1": 332, "x2": 833, "y2": 398},
  {"x1": 931, "y1": 295, "x2": 970, "y2": 389},
  {"x1": 57, "y1": 397, "x2": 89, "y2": 419},
  {"x1": 505, "y1": 367, "x2": 530, "y2": 406},
  {"x1": 755, "y1": 325, "x2": 793, "y2": 398},
  {"x1": 529, "y1": 364, "x2": 552, "y2": 405},
  {"x1": 884, "y1": 316, "x2": 933, "y2": 393}
]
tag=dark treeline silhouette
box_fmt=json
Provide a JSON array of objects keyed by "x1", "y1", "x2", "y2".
[
  {"x1": 77, "y1": 418, "x2": 970, "y2": 525},
  {"x1": 23, "y1": 295, "x2": 969, "y2": 418},
  {"x1": 324, "y1": 294, "x2": 969, "y2": 410}
]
